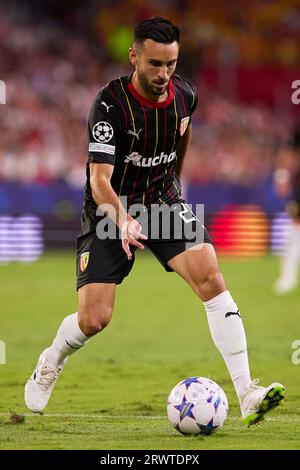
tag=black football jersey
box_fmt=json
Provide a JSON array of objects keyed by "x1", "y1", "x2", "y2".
[{"x1": 81, "y1": 73, "x2": 198, "y2": 235}]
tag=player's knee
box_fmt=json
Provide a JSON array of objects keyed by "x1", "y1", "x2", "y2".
[
  {"x1": 197, "y1": 270, "x2": 226, "y2": 299},
  {"x1": 97, "y1": 307, "x2": 113, "y2": 331},
  {"x1": 79, "y1": 306, "x2": 113, "y2": 336}
]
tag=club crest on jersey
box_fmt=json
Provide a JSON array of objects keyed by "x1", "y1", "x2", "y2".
[
  {"x1": 80, "y1": 252, "x2": 90, "y2": 272},
  {"x1": 92, "y1": 121, "x2": 114, "y2": 143},
  {"x1": 180, "y1": 116, "x2": 190, "y2": 136}
]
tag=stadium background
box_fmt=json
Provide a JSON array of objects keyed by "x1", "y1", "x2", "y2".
[
  {"x1": 0, "y1": 0, "x2": 299, "y2": 261},
  {"x1": 1, "y1": 0, "x2": 300, "y2": 452}
]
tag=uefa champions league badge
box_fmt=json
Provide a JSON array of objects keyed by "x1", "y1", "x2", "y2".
[
  {"x1": 180, "y1": 116, "x2": 190, "y2": 136},
  {"x1": 80, "y1": 252, "x2": 90, "y2": 272},
  {"x1": 92, "y1": 121, "x2": 114, "y2": 143}
]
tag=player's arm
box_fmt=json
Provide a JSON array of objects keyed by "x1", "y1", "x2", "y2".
[
  {"x1": 89, "y1": 162, "x2": 147, "y2": 260},
  {"x1": 176, "y1": 124, "x2": 192, "y2": 177},
  {"x1": 87, "y1": 92, "x2": 147, "y2": 259}
]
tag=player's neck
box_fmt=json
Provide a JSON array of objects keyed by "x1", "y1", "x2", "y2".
[{"x1": 131, "y1": 72, "x2": 168, "y2": 103}]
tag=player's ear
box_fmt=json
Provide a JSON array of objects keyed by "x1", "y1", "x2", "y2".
[{"x1": 129, "y1": 47, "x2": 138, "y2": 67}]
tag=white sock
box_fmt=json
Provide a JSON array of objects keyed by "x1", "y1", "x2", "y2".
[
  {"x1": 45, "y1": 312, "x2": 89, "y2": 368},
  {"x1": 203, "y1": 290, "x2": 252, "y2": 402},
  {"x1": 278, "y1": 223, "x2": 300, "y2": 288}
]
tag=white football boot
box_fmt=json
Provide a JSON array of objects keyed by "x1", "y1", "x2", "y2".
[
  {"x1": 241, "y1": 380, "x2": 285, "y2": 426},
  {"x1": 24, "y1": 350, "x2": 66, "y2": 413}
]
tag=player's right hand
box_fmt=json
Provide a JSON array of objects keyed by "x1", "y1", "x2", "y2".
[{"x1": 121, "y1": 218, "x2": 148, "y2": 260}]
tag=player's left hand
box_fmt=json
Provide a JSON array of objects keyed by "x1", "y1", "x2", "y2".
[{"x1": 121, "y1": 218, "x2": 148, "y2": 260}]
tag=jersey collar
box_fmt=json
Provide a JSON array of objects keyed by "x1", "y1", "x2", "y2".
[{"x1": 127, "y1": 77, "x2": 174, "y2": 109}]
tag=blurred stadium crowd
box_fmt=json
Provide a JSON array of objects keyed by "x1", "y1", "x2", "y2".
[{"x1": 0, "y1": 0, "x2": 299, "y2": 188}]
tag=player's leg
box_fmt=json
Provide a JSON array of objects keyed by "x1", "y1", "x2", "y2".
[
  {"x1": 78, "y1": 282, "x2": 115, "y2": 335},
  {"x1": 24, "y1": 283, "x2": 115, "y2": 413},
  {"x1": 167, "y1": 243, "x2": 285, "y2": 425},
  {"x1": 274, "y1": 221, "x2": 300, "y2": 294},
  {"x1": 45, "y1": 282, "x2": 115, "y2": 366},
  {"x1": 24, "y1": 232, "x2": 135, "y2": 413},
  {"x1": 167, "y1": 242, "x2": 251, "y2": 396}
]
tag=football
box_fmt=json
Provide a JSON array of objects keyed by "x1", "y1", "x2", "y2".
[{"x1": 167, "y1": 377, "x2": 228, "y2": 435}]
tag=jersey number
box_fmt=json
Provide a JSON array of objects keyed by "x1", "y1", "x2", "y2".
[{"x1": 178, "y1": 203, "x2": 197, "y2": 224}]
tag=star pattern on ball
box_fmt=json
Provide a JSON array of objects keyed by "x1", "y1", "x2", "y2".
[
  {"x1": 213, "y1": 395, "x2": 221, "y2": 410},
  {"x1": 183, "y1": 377, "x2": 200, "y2": 389},
  {"x1": 207, "y1": 392, "x2": 221, "y2": 410},
  {"x1": 198, "y1": 418, "x2": 218, "y2": 435},
  {"x1": 175, "y1": 396, "x2": 196, "y2": 422}
]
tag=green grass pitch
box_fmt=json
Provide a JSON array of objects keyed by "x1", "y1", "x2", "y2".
[{"x1": 0, "y1": 251, "x2": 299, "y2": 450}]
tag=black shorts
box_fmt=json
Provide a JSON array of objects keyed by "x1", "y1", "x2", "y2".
[{"x1": 76, "y1": 201, "x2": 213, "y2": 289}]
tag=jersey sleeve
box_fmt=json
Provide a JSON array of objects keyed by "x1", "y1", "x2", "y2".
[
  {"x1": 187, "y1": 80, "x2": 198, "y2": 115},
  {"x1": 87, "y1": 89, "x2": 121, "y2": 165},
  {"x1": 175, "y1": 75, "x2": 199, "y2": 123}
]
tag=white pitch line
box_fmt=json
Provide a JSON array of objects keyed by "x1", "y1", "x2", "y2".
[{"x1": 0, "y1": 413, "x2": 165, "y2": 419}]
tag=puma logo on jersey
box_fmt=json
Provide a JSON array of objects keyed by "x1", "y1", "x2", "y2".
[
  {"x1": 225, "y1": 310, "x2": 241, "y2": 318},
  {"x1": 127, "y1": 129, "x2": 142, "y2": 140},
  {"x1": 124, "y1": 151, "x2": 176, "y2": 167},
  {"x1": 101, "y1": 101, "x2": 114, "y2": 112}
]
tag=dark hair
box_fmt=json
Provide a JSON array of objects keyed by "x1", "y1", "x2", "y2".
[{"x1": 134, "y1": 17, "x2": 180, "y2": 45}]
